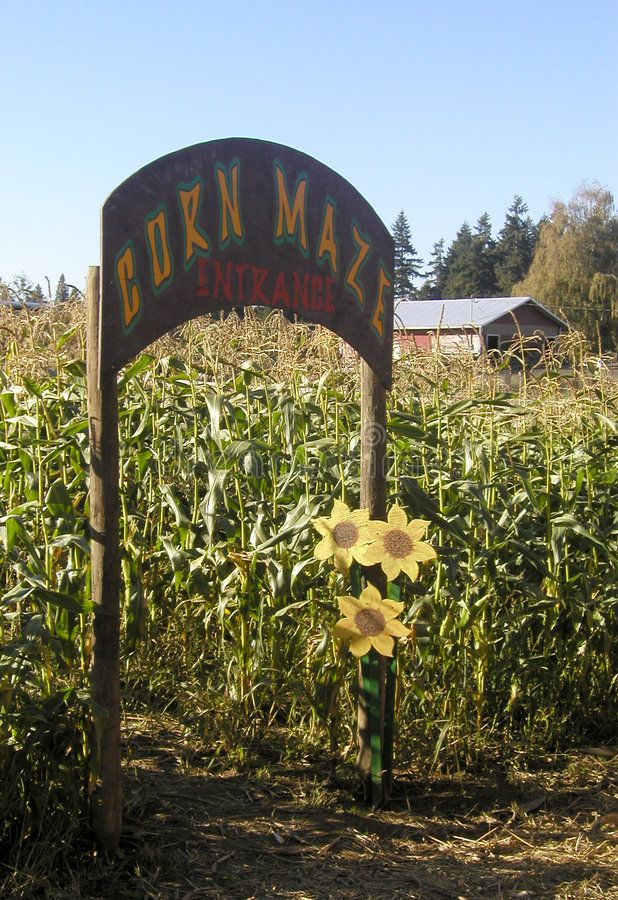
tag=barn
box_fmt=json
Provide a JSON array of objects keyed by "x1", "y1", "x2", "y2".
[{"x1": 394, "y1": 296, "x2": 567, "y2": 357}]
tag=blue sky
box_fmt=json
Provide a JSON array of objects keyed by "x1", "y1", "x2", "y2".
[{"x1": 1, "y1": 0, "x2": 616, "y2": 295}]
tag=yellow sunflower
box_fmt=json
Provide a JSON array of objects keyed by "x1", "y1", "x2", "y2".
[
  {"x1": 361, "y1": 503, "x2": 436, "y2": 581},
  {"x1": 313, "y1": 499, "x2": 370, "y2": 572},
  {"x1": 334, "y1": 584, "x2": 410, "y2": 657}
]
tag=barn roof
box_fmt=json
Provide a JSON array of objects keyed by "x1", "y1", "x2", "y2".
[
  {"x1": 395, "y1": 297, "x2": 566, "y2": 330},
  {"x1": 0, "y1": 298, "x2": 46, "y2": 310}
]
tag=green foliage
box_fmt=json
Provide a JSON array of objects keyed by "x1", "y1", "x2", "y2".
[
  {"x1": 589, "y1": 273, "x2": 618, "y2": 350},
  {"x1": 442, "y1": 214, "x2": 500, "y2": 298},
  {"x1": 442, "y1": 222, "x2": 477, "y2": 297},
  {"x1": 54, "y1": 273, "x2": 68, "y2": 303},
  {"x1": 516, "y1": 182, "x2": 618, "y2": 348},
  {"x1": 473, "y1": 213, "x2": 498, "y2": 296},
  {"x1": 392, "y1": 210, "x2": 424, "y2": 302},
  {"x1": 420, "y1": 199, "x2": 537, "y2": 300},
  {"x1": 494, "y1": 195, "x2": 537, "y2": 294},
  {"x1": 0, "y1": 274, "x2": 46, "y2": 306},
  {"x1": 1, "y1": 309, "x2": 618, "y2": 863},
  {"x1": 421, "y1": 239, "x2": 448, "y2": 299}
]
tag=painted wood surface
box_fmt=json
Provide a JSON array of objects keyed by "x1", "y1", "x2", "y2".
[{"x1": 101, "y1": 139, "x2": 394, "y2": 387}]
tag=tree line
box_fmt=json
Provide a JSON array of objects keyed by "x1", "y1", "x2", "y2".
[
  {"x1": 0, "y1": 273, "x2": 81, "y2": 306},
  {"x1": 393, "y1": 182, "x2": 618, "y2": 351}
]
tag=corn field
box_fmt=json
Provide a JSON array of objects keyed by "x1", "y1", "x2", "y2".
[{"x1": 1, "y1": 302, "x2": 617, "y2": 860}]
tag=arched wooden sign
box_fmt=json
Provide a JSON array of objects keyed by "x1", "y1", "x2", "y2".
[
  {"x1": 101, "y1": 138, "x2": 393, "y2": 387},
  {"x1": 87, "y1": 139, "x2": 393, "y2": 852}
]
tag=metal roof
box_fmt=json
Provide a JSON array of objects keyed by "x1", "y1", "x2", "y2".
[
  {"x1": 395, "y1": 297, "x2": 566, "y2": 331},
  {"x1": 0, "y1": 298, "x2": 47, "y2": 310}
]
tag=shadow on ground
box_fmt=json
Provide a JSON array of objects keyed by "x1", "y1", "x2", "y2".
[{"x1": 93, "y1": 716, "x2": 618, "y2": 900}]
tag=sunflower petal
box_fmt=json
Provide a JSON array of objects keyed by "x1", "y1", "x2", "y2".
[
  {"x1": 331, "y1": 499, "x2": 351, "y2": 521},
  {"x1": 411, "y1": 541, "x2": 437, "y2": 562},
  {"x1": 333, "y1": 547, "x2": 353, "y2": 572},
  {"x1": 313, "y1": 518, "x2": 331, "y2": 537},
  {"x1": 347, "y1": 508, "x2": 370, "y2": 525},
  {"x1": 351, "y1": 543, "x2": 371, "y2": 565},
  {"x1": 380, "y1": 555, "x2": 402, "y2": 581},
  {"x1": 383, "y1": 597, "x2": 405, "y2": 613},
  {"x1": 354, "y1": 524, "x2": 371, "y2": 542},
  {"x1": 381, "y1": 598, "x2": 405, "y2": 619},
  {"x1": 365, "y1": 521, "x2": 389, "y2": 539},
  {"x1": 387, "y1": 504, "x2": 408, "y2": 527},
  {"x1": 372, "y1": 632, "x2": 395, "y2": 657},
  {"x1": 361, "y1": 541, "x2": 387, "y2": 564},
  {"x1": 314, "y1": 535, "x2": 335, "y2": 560},
  {"x1": 349, "y1": 635, "x2": 372, "y2": 657},
  {"x1": 386, "y1": 618, "x2": 410, "y2": 637},
  {"x1": 334, "y1": 619, "x2": 361, "y2": 640},
  {"x1": 359, "y1": 584, "x2": 382, "y2": 606},
  {"x1": 399, "y1": 558, "x2": 419, "y2": 581},
  {"x1": 406, "y1": 519, "x2": 430, "y2": 538},
  {"x1": 338, "y1": 595, "x2": 363, "y2": 617}
]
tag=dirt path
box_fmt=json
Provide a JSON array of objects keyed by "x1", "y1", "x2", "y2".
[{"x1": 72, "y1": 714, "x2": 613, "y2": 899}]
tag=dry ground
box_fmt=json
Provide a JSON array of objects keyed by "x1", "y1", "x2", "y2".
[
  {"x1": 46, "y1": 714, "x2": 617, "y2": 900},
  {"x1": 4, "y1": 713, "x2": 617, "y2": 899}
]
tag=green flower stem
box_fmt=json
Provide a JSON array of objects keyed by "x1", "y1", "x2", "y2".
[
  {"x1": 382, "y1": 581, "x2": 400, "y2": 796},
  {"x1": 351, "y1": 563, "x2": 398, "y2": 806}
]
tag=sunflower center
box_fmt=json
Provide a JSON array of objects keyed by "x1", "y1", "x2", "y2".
[
  {"x1": 354, "y1": 607, "x2": 386, "y2": 637},
  {"x1": 383, "y1": 528, "x2": 413, "y2": 558},
  {"x1": 332, "y1": 521, "x2": 359, "y2": 549}
]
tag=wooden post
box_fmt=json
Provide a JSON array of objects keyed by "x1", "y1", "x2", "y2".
[
  {"x1": 86, "y1": 266, "x2": 122, "y2": 851},
  {"x1": 358, "y1": 359, "x2": 389, "y2": 804}
]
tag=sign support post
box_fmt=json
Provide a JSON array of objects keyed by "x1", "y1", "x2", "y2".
[
  {"x1": 87, "y1": 266, "x2": 122, "y2": 852},
  {"x1": 358, "y1": 360, "x2": 391, "y2": 805}
]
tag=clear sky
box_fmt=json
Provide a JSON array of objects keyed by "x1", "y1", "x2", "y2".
[{"x1": 1, "y1": 0, "x2": 616, "y2": 296}]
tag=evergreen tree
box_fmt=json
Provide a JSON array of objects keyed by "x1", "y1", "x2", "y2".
[
  {"x1": 443, "y1": 222, "x2": 477, "y2": 297},
  {"x1": 495, "y1": 196, "x2": 537, "y2": 294},
  {"x1": 391, "y1": 210, "x2": 424, "y2": 302},
  {"x1": 473, "y1": 213, "x2": 498, "y2": 296},
  {"x1": 55, "y1": 274, "x2": 69, "y2": 303},
  {"x1": 421, "y1": 239, "x2": 448, "y2": 298}
]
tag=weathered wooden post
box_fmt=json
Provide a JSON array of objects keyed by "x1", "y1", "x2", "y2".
[
  {"x1": 357, "y1": 360, "x2": 391, "y2": 805},
  {"x1": 86, "y1": 266, "x2": 122, "y2": 852}
]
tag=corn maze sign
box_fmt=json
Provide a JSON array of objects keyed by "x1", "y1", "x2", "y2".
[
  {"x1": 89, "y1": 138, "x2": 394, "y2": 851},
  {"x1": 101, "y1": 138, "x2": 394, "y2": 387}
]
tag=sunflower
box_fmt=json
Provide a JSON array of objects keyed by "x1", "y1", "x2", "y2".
[
  {"x1": 334, "y1": 584, "x2": 409, "y2": 657},
  {"x1": 313, "y1": 499, "x2": 370, "y2": 572},
  {"x1": 361, "y1": 504, "x2": 436, "y2": 581}
]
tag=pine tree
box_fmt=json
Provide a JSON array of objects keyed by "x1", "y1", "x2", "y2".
[
  {"x1": 473, "y1": 213, "x2": 498, "y2": 296},
  {"x1": 421, "y1": 239, "x2": 448, "y2": 298},
  {"x1": 391, "y1": 210, "x2": 424, "y2": 302},
  {"x1": 55, "y1": 274, "x2": 69, "y2": 303},
  {"x1": 443, "y1": 222, "x2": 477, "y2": 297},
  {"x1": 495, "y1": 196, "x2": 537, "y2": 294}
]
